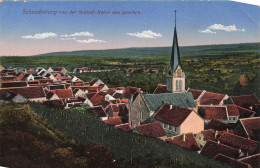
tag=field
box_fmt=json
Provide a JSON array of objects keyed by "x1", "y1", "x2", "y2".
[{"x1": 1, "y1": 42, "x2": 260, "y2": 97}]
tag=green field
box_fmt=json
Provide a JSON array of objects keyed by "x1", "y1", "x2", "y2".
[{"x1": 1, "y1": 42, "x2": 260, "y2": 97}]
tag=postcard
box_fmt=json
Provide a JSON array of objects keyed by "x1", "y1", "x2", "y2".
[{"x1": 0, "y1": 0, "x2": 259, "y2": 167}]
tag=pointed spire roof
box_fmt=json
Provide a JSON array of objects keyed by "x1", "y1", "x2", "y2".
[{"x1": 169, "y1": 10, "x2": 182, "y2": 73}]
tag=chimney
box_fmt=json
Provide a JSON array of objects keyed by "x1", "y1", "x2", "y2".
[
  {"x1": 226, "y1": 128, "x2": 229, "y2": 132},
  {"x1": 217, "y1": 141, "x2": 220, "y2": 144},
  {"x1": 182, "y1": 133, "x2": 185, "y2": 142},
  {"x1": 215, "y1": 130, "x2": 218, "y2": 139},
  {"x1": 170, "y1": 105, "x2": 172, "y2": 110}
]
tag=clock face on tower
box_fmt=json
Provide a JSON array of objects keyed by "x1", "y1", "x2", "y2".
[{"x1": 177, "y1": 69, "x2": 182, "y2": 76}]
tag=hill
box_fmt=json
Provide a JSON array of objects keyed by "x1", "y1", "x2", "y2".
[
  {"x1": 0, "y1": 103, "x2": 117, "y2": 168},
  {"x1": 30, "y1": 102, "x2": 229, "y2": 168},
  {"x1": 35, "y1": 42, "x2": 260, "y2": 58}
]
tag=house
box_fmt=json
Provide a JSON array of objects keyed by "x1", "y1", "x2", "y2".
[
  {"x1": 48, "y1": 89, "x2": 73, "y2": 99},
  {"x1": 234, "y1": 117, "x2": 260, "y2": 141},
  {"x1": 21, "y1": 74, "x2": 34, "y2": 81},
  {"x1": 238, "y1": 153, "x2": 260, "y2": 168},
  {"x1": 77, "y1": 96, "x2": 93, "y2": 107},
  {"x1": 122, "y1": 86, "x2": 141, "y2": 100},
  {"x1": 90, "y1": 93, "x2": 105, "y2": 106},
  {"x1": 129, "y1": 92, "x2": 196, "y2": 128},
  {"x1": 231, "y1": 95, "x2": 260, "y2": 111},
  {"x1": 73, "y1": 88, "x2": 85, "y2": 98},
  {"x1": 89, "y1": 106, "x2": 108, "y2": 120},
  {"x1": 1, "y1": 81, "x2": 27, "y2": 88},
  {"x1": 90, "y1": 78, "x2": 104, "y2": 87},
  {"x1": 224, "y1": 104, "x2": 240, "y2": 123},
  {"x1": 198, "y1": 105, "x2": 228, "y2": 124},
  {"x1": 47, "y1": 67, "x2": 53, "y2": 73},
  {"x1": 236, "y1": 105, "x2": 256, "y2": 118},
  {"x1": 134, "y1": 122, "x2": 167, "y2": 139},
  {"x1": 115, "y1": 123, "x2": 132, "y2": 132},
  {"x1": 217, "y1": 132, "x2": 259, "y2": 157},
  {"x1": 49, "y1": 84, "x2": 65, "y2": 90},
  {"x1": 200, "y1": 91, "x2": 229, "y2": 105},
  {"x1": 213, "y1": 154, "x2": 252, "y2": 168},
  {"x1": 165, "y1": 133, "x2": 201, "y2": 152},
  {"x1": 205, "y1": 119, "x2": 233, "y2": 131},
  {"x1": 54, "y1": 67, "x2": 67, "y2": 75},
  {"x1": 195, "y1": 129, "x2": 216, "y2": 148},
  {"x1": 104, "y1": 117, "x2": 123, "y2": 126},
  {"x1": 0, "y1": 86, "x2": 46, "y2": 102},
  {"x1": 154, "y1": 104, "x2": 204, "y2": 136},
  {"x1": 0, "y1": 90, "x2": 28, "y2": 103},
  {"x1": 200, "y1": 140, "x2": 240, "y2": 159},
  {"x1": 153, "y1": 84, "x2": 170, "y2": 94}
]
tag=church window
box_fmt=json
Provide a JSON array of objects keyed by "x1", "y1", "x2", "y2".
[
  {"x1": 179, "y1": 80, "x2": 182, "y2": 91},
  {"x1": 176, "y1": 80, "x2": 179, "y2": 91}
]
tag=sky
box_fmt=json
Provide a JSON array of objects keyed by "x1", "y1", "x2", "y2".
[{"x1": 0, "y1": 1, "x2": 259, "y2": 56}]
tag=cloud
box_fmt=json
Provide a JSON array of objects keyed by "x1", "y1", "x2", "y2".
[
  {"x1": 60, "y1": 37, "x2": 76, "y2": 40},
  {"x1": 199, "y1": 29, "x2": 216, "y2": 34},
  {"x1": 76, "y1": 39, "x2": 106, "y2": 44},
  {"x1": 200, "y1": 24, "x2": 245, "y2": 34},
  {"x1": 127, "y1": 30, "x2": 162, "y2": 39},
  {"x1": 21, "y1": 32, "x2": 57, "y2": 39},
  {"x1": 61, "y1": 31, "x2": 94, "y2": 38}
]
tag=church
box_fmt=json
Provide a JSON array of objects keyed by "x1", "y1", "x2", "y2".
[{"x1": 128, "y1": 11, "x2": 204, "y2": 135}]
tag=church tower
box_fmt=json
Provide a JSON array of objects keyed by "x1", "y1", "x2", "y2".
[{"x1": 167, "y1": 10, "x2": 185, "y2": 93}]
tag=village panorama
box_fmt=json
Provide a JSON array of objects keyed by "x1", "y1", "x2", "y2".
[{"x1": 0, "y1": 12, "x2": 259, "y2": 168}]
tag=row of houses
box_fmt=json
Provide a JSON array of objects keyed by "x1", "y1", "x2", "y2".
[{"x1": 0, "y1": 65, "x2": 259, "y2": 167}]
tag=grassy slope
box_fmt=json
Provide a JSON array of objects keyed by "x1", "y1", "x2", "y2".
[
  {"x1": 0, "y1": 103, "x2": 117, "y2": 168},
  {"x1": 30, "y1": 103, "x2": 229, "y2": 168}
]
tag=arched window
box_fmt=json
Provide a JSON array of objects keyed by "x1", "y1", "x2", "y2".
[
  {"x1": 176, "y1": 80, "x2": 179, "y2": 91},
  {"x1": 179, "y1": 80, "x2": 182, "y2": 91}
]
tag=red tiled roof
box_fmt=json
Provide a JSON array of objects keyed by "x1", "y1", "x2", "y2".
[
  {"x1": 120, "y1": 99, "x2": 129, "y2": 104},
  {"x1": 55, "y1": 67, "x2": 65, "y2": 71},
  {"x1": 1, "y1": 81, "x2": 27, "y2": 88},
  {"x1": 198, "y1": 106, "x2": 228, "y2": 120},
  {"x1": 154, "y1": 104, "x2": 192, "y2": 126},
  {"x1": 49, "y1": 89, "x2": 73, "y2": 99},
  {"x1": 116, "y1": 123, "x2": 132, "y2": 132},
  {"x1": 200, "y1": 92, "x2": 226, "y2": 105},
  {"x1": 0, "y1": 86, "x2": 46, "y2": 99},
  {"x1": 90, "y1": 106, "x2": 107, "y2": 118},
  {"x1": 165, "y1": 133, "x2": 201, "y2": 151},
  {"x1": 213, "y1": 154, "x2": 251, "y2": 168},
  {"x1": 217, "y1": 129, "x2": 234, "y2": 138},
  {"x1": 201, "y1": 129, "x2": 216, "y2": 141},
  {"x1": 224, "y1": 104, "x2": 240, "y2": 116},
  {"x1": 218, "y1": 132, "x2": 259, "y2": 154},
  {"x1": 107, "y1": 88, "x2": 117, "y2": 96},
  {"x1": 200, "y1": 140, "x2": 240, "y2": 159},
  {"x1": 206, "y1": 119, "x2": 233, "y2": 131},
  {"x1": 113, "y1": 93, "x2": 122, "y2": 99},
  {"x1": 104, "y1": 117, "x2": 122, "y2": 126},
  {"x1": 232, "y1": 95, "x2": 260, "y2": 109},
  {"x1": 236, "y1": 105, "x2": 256, "y2": 118},
  {"x1": 153, "y1": 85, "x2": 170, "y2": 94},
  {"x1": 100, "y1": 100, "x2": 111, "y2": 109},
  {"x1": 137, "y1": 122, "x2": 166, "y2": 138},
  {"x1": 239, "y1": 153, "x2": 260, "y2": 168},
  {"x1": 240, "y1": 117, "x2": 260, "y2": 139},
  {"x1": 86, "y1": 92, "x2": 96, "y2": 100},
  {"x1": 187, "y1": 88, "x2": 204, "y2": 100},
  {"x1": 90, "y1": 93, "x2": 105, "y2": 106},
  {"x1": 90, "y1": 78, "x2": 99, "y2": 86},
  {"x1": 122, "y1": 86, "x2": 141, "y2": 100}
]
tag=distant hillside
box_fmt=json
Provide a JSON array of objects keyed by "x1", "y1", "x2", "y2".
[{"x1": 36, "y1": 42, "x2": 260, "y2": 58}]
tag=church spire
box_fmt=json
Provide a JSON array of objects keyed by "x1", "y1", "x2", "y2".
[{"x1": 169, "y1": 10, "x2": 181, "y2": 73}]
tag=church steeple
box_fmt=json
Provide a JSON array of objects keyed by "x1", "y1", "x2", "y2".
[
  {"x1": 167, "y1": 10, "x2": 185, "y2": 93},
  {"x1": 169, "y1": 10, "x2": 182, "y2": 73}
]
